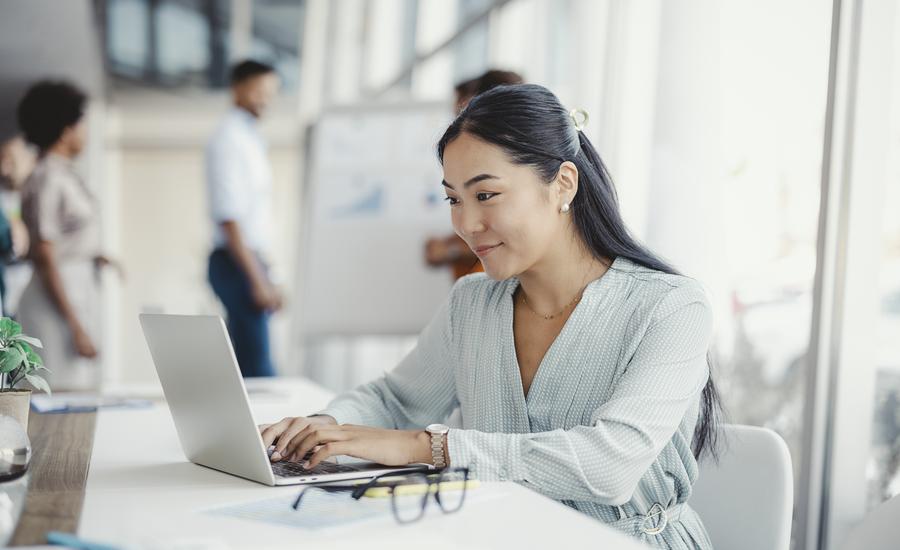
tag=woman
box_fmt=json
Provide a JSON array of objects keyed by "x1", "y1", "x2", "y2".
[
  {"x1": 15, "y1": 81, "x2": 110, "y2": 390},
  {"x1": 261, "y1": 84, "x2": 720, "y2": 549}
]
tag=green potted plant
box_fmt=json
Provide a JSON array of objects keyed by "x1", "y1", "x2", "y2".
[{"x1": 0, "y1": 318, "x2": 49, "y2": 431}]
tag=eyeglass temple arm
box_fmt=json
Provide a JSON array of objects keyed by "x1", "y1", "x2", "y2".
[{"x1": 293, "y1": 484, "x2": 359, "y2": 509}]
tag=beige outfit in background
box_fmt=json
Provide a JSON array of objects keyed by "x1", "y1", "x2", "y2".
[{"x1": 18, "y1": 154, "x2": 100, "y2": 391}]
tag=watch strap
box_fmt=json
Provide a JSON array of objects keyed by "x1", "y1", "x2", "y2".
[{"x1": 430, "y1": 431, "x2": 447, "y2": 469}]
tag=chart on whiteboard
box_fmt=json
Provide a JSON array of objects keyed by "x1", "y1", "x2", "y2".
[
  {"x1": 311, "y1": 108, "x2": 451, "y2": 227},
  {"x1": 314, "y1": 170, "x2": 447, "y2": 224},
  {"x1": 300, "y1": 102, "x2": 457, "y2": 336}
]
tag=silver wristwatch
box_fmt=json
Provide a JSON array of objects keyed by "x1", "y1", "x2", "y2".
[{"x1": 426, "y1": 423, "x2": 450, "y2": 469}]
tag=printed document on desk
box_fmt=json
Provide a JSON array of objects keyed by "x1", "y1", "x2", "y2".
[
  {"x1": 31, "y1": 393, "x2": 153, "y2": 414},
  {"x1": 206, "y1": 486, "x2": 503, "y2": 531}
]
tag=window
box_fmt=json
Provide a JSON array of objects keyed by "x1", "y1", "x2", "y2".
[
  {"x1": 453, "y1": 0, "x2": 491, "y2": 82},
  {"x1": 105, "y1": 0, "x2": 151, "y2": 79},
  {"x1": 155, "y1": 0, "x2": 219, "y2": 86},
  {"x1": 251, "y1": 0, "x2": 305, "y2": 91},
  {"x1": 102, "y1": 0, "x2": 304, "y2": 91},
  {"x1": 618, "y1": 1, "x2": 833, "y2": 505},
  {"x1": 867, "y1": 3, "x2": 900, "y2": 511}
]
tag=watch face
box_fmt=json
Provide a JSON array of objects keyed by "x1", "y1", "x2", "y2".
[{"x1": 427, "y1": 423, "x2": 450, "y2": 434}]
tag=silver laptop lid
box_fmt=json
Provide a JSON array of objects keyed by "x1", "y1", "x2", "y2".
[{"x1": 139, "y1": 313, "x2": 277, "y2": 485}]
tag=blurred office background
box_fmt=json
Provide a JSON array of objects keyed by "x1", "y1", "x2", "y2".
[{"x1": 0, "y1": 0, "x2": 898, "y2": 548}]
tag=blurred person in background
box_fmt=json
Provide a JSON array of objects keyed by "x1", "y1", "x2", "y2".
[
  {"x1": 452, "y1": 69, "x2": 524, "y2": 116},
  {"x1": 0, "y1": 197, "x2": 13, "y2": 316},
  {"x1": 425, "y1": 69, "x2": 524, "y2": 280},
  {"x1": 0, "y1": 136, "x2": 36, "y2": 316},
  {"x1": 16, "y1": 81, "x2": 118, "y2": 390},
  {"x1": 206, "y1": 60, "x2": 281, "y2": 378}
]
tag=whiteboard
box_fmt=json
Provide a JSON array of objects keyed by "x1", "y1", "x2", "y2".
[{"x1": 298, "y1": 102, "x2": 456, "y2": 336}]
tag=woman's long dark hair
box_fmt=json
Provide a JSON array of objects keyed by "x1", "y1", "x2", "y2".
[{"x1": 437, "y1": 84, "x2": 723, "y2": 460}]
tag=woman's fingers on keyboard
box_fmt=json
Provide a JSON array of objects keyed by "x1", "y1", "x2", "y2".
[
  {"x1": 305, "y1": 441, "x2": 355, "y2": 469},
  {"x1": 275, "y1": 419, "x2": 315, "y2": 457},
  {"x1": 287, "y1": 427, "x2": 348, "y2": 462},
  {"x1": 263, "y1": 417, "x2": 343, "y2": 461},
  {"x1": 260, "y1": 417, "x2": 295, "y2": 449}
]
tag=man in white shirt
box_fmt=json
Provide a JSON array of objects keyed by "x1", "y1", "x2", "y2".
[{"x1": 206, "y1": 60, "x2": 281, "y2": 377}]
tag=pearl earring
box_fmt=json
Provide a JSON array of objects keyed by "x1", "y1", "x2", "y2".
[{"x1": 561, "y1": 203, "x2": 570, "y2": 213}]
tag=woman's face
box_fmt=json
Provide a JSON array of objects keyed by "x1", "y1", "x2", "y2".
[
  {"x1": 441, "y1": 132, "x2": 570, "y2": 280},
  {"x1": 60, "y1": 118, "x2": 87, "y2": 157}
]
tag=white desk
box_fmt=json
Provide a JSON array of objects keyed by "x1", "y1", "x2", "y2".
[{"x1": 79, "y1": 378, "x2": 649, "y2": 549}]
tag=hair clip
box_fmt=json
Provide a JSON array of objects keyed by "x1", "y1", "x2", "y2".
[{"x1": 569, "y1": 108, "x2": 589, "y2": 132}]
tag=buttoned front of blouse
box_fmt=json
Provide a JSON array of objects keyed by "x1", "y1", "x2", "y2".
[{"x1": 321, "y1": 257, "x2": 714, "y2": 549}]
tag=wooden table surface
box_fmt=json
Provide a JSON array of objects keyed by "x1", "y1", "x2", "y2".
[{"x1": 9, "y1": 411, "x2": 97, "y2": 546}]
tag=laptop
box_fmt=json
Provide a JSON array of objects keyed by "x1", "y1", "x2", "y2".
[{"x1": 139, "y1": 313, "x2": 425, "y2": 486}]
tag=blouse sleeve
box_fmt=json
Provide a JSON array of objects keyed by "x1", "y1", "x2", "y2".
[
  {"x1": 23, "y1": 176, "x2": 64, "y2": 243},
  {"x1": 318, "y1": 293, "x2": 458, "y2": 429},
  {"x1": 447, "y1": 282, "x2": 713, "y2": 505}
]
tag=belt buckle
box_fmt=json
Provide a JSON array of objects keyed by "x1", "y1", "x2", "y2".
[{"x1": 640, "y1": 502, "x2": 668, "y2": 535}]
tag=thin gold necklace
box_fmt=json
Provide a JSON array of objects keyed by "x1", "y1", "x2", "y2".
[
  {"x1": 519, "y1": 263, "x2": 598, "y2": 321},
  {"x1": 519, "y1": 265, "x2": 604, "y2": 321},
  {"x1": 521, "y1": 291, "x2": 582, "y2": 320}
]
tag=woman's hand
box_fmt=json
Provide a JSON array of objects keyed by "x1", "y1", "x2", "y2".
[
  {"x1": 290, "y1": 424, "x2": 432, "y2": 469},
  {"x1": 94, "y1": 254, "x2": 126, "y2": 281},
  {"x1": 70, "y1": 323, "x2": 97, "y2": 358},
  {"x1": 260, "y1": 417, "x2": 433, "y2": 469},
  {"x1": 260, "y1": 415, "x2": 338, "y2": 462}
]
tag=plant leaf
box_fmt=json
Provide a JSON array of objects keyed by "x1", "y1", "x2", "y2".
[
  {"x1": 12, "y1": 342, "x2": 37, "y2": 373},
  {"x1": 0, "y1": 318, "x2": 21, "y2": 340},
  {"x1": 0, "y1": 347, "x2": 24, "y2": 373},
  {"x1": 12, "y1": 341, "x2": 30, "y2": 361},
  {"x1": 24, "y1": 346, "x2": 43, "y2": 367},
  {"x1": 12, "y1": 334, "x2": 42, "y2": 349},
  {"x1": 24, "y1": 373, "x2": 51, "y2": 395}
]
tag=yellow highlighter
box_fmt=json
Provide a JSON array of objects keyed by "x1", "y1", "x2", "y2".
[{"x1": 361, "y1": 479, "x2": 480, "y2": 499}]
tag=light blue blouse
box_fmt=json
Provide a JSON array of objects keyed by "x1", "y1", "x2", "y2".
[{"x1": 320, "y1": 257, "x2": 714, "y2": 549}]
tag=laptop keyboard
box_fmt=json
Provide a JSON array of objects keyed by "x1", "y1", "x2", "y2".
[
  {"x1": 272, "y1": 459, "x2": 360, "y2": 477},
  {"x1": 268, "y1": 449, "x2": 361, "y2": 477}
]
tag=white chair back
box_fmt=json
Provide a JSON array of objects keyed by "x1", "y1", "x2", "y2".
[{"x1": 690, "y1": 424, "x2": 793, "y2": 550}]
